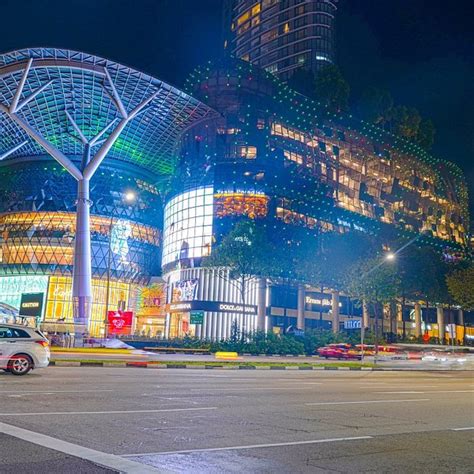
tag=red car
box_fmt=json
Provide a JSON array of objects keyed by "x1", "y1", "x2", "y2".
[{"x1": 317, "y1": 344, "x2": 362, "y2": 360}]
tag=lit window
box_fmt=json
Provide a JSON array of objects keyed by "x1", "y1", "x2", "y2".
[
  {"x1": 283, "y1": 150, "x2": 303, "y2": 164},
  {"x1": 237, "y1": 11, "x2": 250, "y2": 26},
  {"x1": 238, "y1": 146, "x2": 257, "y2": 159},
  {"x1": 283, "y1": 23, "x2": 290, "y2": 34}
]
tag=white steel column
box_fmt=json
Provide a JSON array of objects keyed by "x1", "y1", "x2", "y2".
[
  {"x1": 437, "y1": 305, "x2": 445, "y2": 343},
  {"x1": 0, "y1": 141, "x2": 28, "y2": 161},
  {"x1": 72, "y1": 178, "x2": 92, "y2": 326},
  {"x1": 257, "y1": 278, "x2": 267, "y2": 332},
  {"x1": 331, "y1": 291, "x2": 340, "y2": 334},
  {"x1": 414, "y1": 303, "x2": 422, "y2": 338},
  {"x1": 297, "y1": 283, "x2": 305, "y2": 330},
  {"x1": 396, "y1": 303, "x2": 403, "y2": 335}
]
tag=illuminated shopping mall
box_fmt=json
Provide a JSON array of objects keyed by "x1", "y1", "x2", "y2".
[{"x1": 0, "y1": 49, "x2": 471, "y2": 340}]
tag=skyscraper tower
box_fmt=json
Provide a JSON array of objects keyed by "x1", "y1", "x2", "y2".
[{"x1": 223, "y1": 0, "x2": 339, "y2": 81}]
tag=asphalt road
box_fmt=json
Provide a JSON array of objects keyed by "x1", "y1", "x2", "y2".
[{"x1": 0, "y1": 367, "x2": 473, "y2": 473}]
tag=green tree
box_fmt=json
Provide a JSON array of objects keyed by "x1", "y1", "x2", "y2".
[
  {"x1": 319, "y1": 231, "x2": 379, "y2": 291},
  {"x1": 416, "y1": 119, "x2": 435, "y2": 150},
  {"x1": 358, "y1": 87, "x2": 394, "y2": 127},
  {"x1": 314, "y1": 65, "x2": 350, "y2": 113},
  {"x1": 287, "y1": 68, "x2": 316, "y2": 98},
  {"x1": 390, "y1": 105, "x2": 421, "y2": 140},
  {"x1": 204, "y1": 220, "x2": 276, "y2": 337},
  {"x1": 345, "y1": 256, "x2": 401, "y2": 356},
  {"x1": 446, "y1": 264, "x2": 474, "y2": 311}
]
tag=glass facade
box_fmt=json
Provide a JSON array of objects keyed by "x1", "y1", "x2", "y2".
[
  {"x1": 0, "y1": 274, "x2": 131, "y2": 336},
  {"x1": 162, "y1": 186, "x2": 214, "y2": 267},
  {"x1": 0, "y1": 275, "x2": 49, "y2": 315},
  {"x1": 185, "y1": 63, "x2": 469, "y2": 250},
  {"x1": 0, "y1": 161, "x2": 162, "y2": 283},
  {"x1": 224, "y1": 0, "x2": 338, "y2": 81}
]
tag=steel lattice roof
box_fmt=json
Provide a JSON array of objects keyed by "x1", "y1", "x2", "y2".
[{"x1": 0, "y1": 48, "x2": 218, "y2": 176}]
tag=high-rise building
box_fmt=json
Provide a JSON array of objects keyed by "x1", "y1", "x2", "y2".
[{"x1": 223, "y1": 0, "x2": 339, "y2": 81}]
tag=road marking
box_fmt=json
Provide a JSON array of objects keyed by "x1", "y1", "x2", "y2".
[
  {"x1": 191, "y1": 386, "x2": 314, "y2": 392},
  {"x1": 0, "y1": 421, "x2": 167, "y2": 473},
  {"x1": 123, "y1": 436, "x2": 373, "y2": 457},
  {"x1": 305, "y1": 399, "x2": 430, "y2": 406},
  {"x1": 375, "y1": 390, "x2": 474, "y2": 394},
  {"x1": 374, "y1": 391, "x2": 425, "y2": 394},
  {"x1": 0, "y1": 407, "x2": 217, "y2": 417},
  {"x1": 452, "y1": 427, "x2": 474, "y2": 431},
  {"x1": 0, "y1": 389, "x2": 114, "y2": 394}
]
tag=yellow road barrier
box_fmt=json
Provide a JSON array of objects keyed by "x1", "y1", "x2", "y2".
[{"x1": 215, "y1": 351, "x2": 239, "y2": 360}]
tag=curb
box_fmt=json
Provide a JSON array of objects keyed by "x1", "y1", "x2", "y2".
[
  {"x1": 49, "y1": 361, "x2": 378, "y2": 371},
  {"x1": 48, "y1": 360, "x2": 472, "y2": 371}
]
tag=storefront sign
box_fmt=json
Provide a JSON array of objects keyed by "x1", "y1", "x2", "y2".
[
  {"x1": 107, "y1": 310, "x2": 133, "y2": 335},
  {"x1": 173, "y1": 279, "x2": 199, "y2": 302},
  {"x1": 305, "y1": 292, "x2": 362, "y2": 316},
  {"x1": 19, "y1": 293, "x2": 44, "y2": 318},
  {"x1": 344, "y1": 319, "x2": 361, "y2": 330},
  {"x1": 190, "y1": 311, "x2": 204, "y2": 325},
  {"x1": 167, "y1": 300, "x2": 257, "y2": 315}
]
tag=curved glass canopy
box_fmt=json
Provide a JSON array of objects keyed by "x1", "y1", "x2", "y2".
[{"x1": 0, "y1": 48, "x2": 218, "y2": 176}]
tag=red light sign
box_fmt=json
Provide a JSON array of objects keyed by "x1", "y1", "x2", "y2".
[{"x1": 107, "y1": 310, "x2": 133, "y2": 335}]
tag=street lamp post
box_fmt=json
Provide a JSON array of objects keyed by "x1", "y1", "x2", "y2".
[
  {"x1": 103, "y1": 191, "x2": 136, "y2": 340},
  {"x1": 360, "y1": 232, "x2": 428, "y2": 363}
]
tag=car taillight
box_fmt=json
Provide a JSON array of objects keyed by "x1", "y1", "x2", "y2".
[{"x1": 36, "y1": 340, "x2": 49, "y2": 347}]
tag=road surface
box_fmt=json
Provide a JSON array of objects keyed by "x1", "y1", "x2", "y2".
[{"x1": 0, "y1": 367, "x2": 473, "y2": 472}]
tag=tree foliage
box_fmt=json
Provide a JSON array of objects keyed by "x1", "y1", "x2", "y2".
[
  {"x1": 446, "y1": 264, "x2": 474, "y2": 310},
  {"x1": 344, "y1": 256, "x2": 401, "y2": 306},
  {"x1": 318, "y1": 231, "x2": 379, "y2": 291},
  {"x1": 358, "y1": 87, "x2": 394, "y2": 127},
  {"x1": 287, "y1": 68, "x2": 316, "y2": 98},
  {"x1": 205, "y1": 220, "x2": 274, "y2": 281},
  {"x1": 314, "y1": 64, "x2": 350, "y2": 113}
]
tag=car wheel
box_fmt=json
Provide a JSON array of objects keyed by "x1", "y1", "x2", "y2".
[{"x1": 8, "y1": 355, "x2": 33, "y2": 376}]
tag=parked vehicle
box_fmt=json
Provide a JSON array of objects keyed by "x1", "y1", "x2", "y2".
[{"x1": 0, "y1": 324, "x2": 50, "y2": 375}]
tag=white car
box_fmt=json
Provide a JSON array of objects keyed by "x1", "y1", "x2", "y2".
[{"x1": 0, "y1": 324, "x2": 50, "y2": 375}]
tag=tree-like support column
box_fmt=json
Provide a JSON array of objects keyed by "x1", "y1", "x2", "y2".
[
  {"x1": 0, "y1": 57, "x2": 159, "y2": 337},
  {"x1": 72, "y1": 178, "x2": 92, "y2": 327}
]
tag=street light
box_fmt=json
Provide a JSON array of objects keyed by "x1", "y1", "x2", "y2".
[
  {"x1": 361, "y1": 231, "x2": 428, "y2": 362},
  {"x1": 103, "y1": 191, "x2": 137, "y2": 339}
]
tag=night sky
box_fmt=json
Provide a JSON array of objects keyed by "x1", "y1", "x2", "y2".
[{"x1": 1, "y1": 0, "x2": 472, "y2": 220}]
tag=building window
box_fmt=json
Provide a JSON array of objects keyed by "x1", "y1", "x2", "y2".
[
  {"x1": 214, "y1": 193, "x2": 269, "y2": 219},
  {"x1": 238, "y1": 146, "x2": 257, "y2": 159},
  {"x1": 162, "y1": 187, "x2": 214, "y2": 266},
  {"x1": 283, "y1": 150, "x2": 304, "y2": 164}
]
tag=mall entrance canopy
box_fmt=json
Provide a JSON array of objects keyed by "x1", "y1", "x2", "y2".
[{"x1": 0, "y1": 48, "x2": 218, "y2": 330}]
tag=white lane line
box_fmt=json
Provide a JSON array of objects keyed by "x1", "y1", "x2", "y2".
[
  {"x1": 0, "y1": 421, "x2": 167, "y2": 473},
  {"x1": 375, "y1": 390, "x2": 474, "y2": 394},
  {"x1": 452, "y1": 427, "x2": 474, "y2": 431},
  {"x1": 123, "y1": 436, "x2": 373, "y2": 457},
  {"x1": 306, "y1": 399, "x2": 430, "y2": 406},
  {"x1": 0, "y1": 389, "x2": 114, "y2": 394},
  {"x1": 191, "y1": 387, "x2": 314, "y2": 392},
  {"x1": 374, "y1": 391, "x2": 425, "y2": 394},
  {"x1": 0, "y1": 407, "x2": 217, "y2": 417}
]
